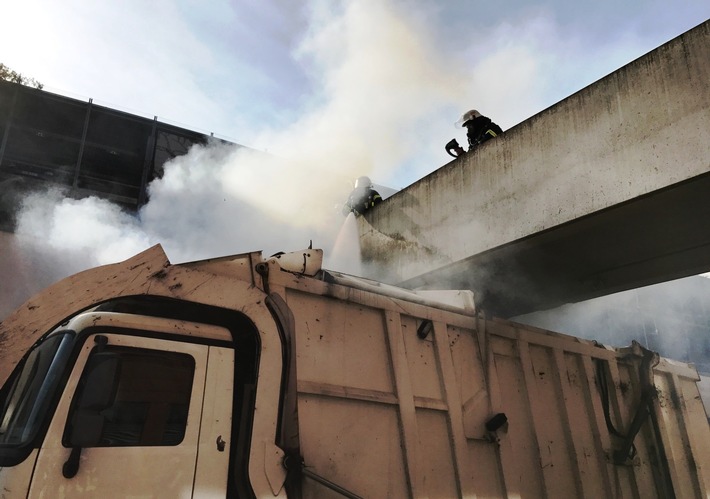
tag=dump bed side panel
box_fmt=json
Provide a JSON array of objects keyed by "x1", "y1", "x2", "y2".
[
  {"x1": 272, "y1": 270, "x2": 710, "y2": 498},
  {"x1": 288, "y1": 289, "x2": 409, "y2": 498},
  {"x1": 483, "y1": 319, "x2": 710, "y2": 499},
  {"x1": 652, "y1": 361, "x2": 710, "y2": 497},
  {"x1": 4, "y1": 246, "x2": 708, "y2": 497},
  {"x1": 278, "y1": 276, "x2": 504, "y2": 498},
  {"x1": 483, "y1": 321, "x2": 625, "y2": 498}
]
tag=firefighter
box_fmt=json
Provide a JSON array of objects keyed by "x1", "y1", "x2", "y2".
[
  {"x1": 343, "y1": 176, "x2": 382, "y2": 216},
  {"x1": 445, "y1": 109, "x2": 503, "y2": 158}
]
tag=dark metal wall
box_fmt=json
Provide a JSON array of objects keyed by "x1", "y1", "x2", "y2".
[{"x1": 0, "y1": 79, "x2": 239, "y2": 230}]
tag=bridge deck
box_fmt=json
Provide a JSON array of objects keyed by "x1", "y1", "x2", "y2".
[{"x1": 359, "y1": 20, "x2": 710, "y2": 317}]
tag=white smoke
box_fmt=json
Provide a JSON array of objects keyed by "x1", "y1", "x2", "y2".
[
  {"x1": 18, "y1": 189, "x2": 150, "y2": 265},
  {"x1": 514, "y1": 276, "x2": 710, "y2": 376}
]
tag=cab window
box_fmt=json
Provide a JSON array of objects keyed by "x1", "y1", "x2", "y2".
[{"x1": 63, "y1": 345, "x2": 195, "y2": 447}]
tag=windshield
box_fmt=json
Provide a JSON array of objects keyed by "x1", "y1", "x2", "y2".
[{"x1": 0, "y1": 333, "x2": 73, "y2": 450}]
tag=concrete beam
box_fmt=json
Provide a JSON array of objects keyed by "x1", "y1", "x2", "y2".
[{"x1": 359, "y1": 20, "x2": 710, "y2": 317}]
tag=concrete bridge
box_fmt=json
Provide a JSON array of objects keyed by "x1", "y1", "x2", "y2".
[{"x1": 358, "y1": 20, "x2": 710, "y2": 318}]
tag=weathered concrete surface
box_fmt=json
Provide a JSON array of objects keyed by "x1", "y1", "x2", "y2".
[{"x1": 360, "y1": 20, "x2": 710, "y2": 317}]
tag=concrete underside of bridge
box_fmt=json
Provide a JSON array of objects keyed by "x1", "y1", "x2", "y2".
[
  {"x1": 395, "y1": 171, "x2": 710, "y2": 317},
  {"x1": 358, "y1": 20, "x2": 710, "y2": 318}
]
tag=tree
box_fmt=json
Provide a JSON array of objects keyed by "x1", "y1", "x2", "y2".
[{"x1": 0, "y1": 63, "x2": 43, "y2": 89}]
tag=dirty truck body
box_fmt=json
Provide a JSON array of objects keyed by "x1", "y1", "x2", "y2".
[{"x1": 0, "y1": 245, "x2": 708, "y2": 498}]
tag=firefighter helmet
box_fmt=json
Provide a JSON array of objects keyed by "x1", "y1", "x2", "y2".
[
  {"x1": 355, "y1": 176, "x2": 372, "y2": 189},
  {"x1": 456, "y1": 109, "x2": 482, "y2": 127}
]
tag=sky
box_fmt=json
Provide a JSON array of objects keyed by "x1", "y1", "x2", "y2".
[{"x1": 1, "y1": 0, "x2": 709, "y2": 271}]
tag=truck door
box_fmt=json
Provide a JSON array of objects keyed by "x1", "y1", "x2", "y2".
[{"x1": 26, "y1": 333, "x2": 232, "y2": 498}]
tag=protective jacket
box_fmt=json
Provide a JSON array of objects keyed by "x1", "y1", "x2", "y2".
[
  {"x1": 465, "y1": 115, "x2": 503, "y2": 149},
  {"x1": 343, "y1": 187, "x2": 382, "y2": 216}
]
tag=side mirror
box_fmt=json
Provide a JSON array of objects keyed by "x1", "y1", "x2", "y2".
[{"x1": 63, "y1": 352, "x2": 120, "y2": 479}]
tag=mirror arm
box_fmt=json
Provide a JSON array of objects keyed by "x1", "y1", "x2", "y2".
[{"x1": 62, "y1": 446, "x2": 82, "y2": 478}]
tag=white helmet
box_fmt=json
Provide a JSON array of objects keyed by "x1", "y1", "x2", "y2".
[
  {"x1": 455, "y1": 109, "x2": 481, "y2": 127},
  {"x1": 355, "y1": 176, "x2": 372, "y2": 189}
]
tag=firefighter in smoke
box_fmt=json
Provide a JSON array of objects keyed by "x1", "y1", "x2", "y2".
[
  {"x1": 343, "y1": 176, "x2": 382, "y2": 216},
  {"x1": 445, "y1": 109, "x2": 503, "y2": 158}
]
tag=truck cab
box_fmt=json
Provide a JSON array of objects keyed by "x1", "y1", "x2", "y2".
[{"x1": 0, "y1": 303, "x2": 270, "y2": 498}]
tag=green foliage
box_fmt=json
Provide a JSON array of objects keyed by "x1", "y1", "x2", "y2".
[{"x1": 0, "y1": 63, "x2": 44, "y2": 89}]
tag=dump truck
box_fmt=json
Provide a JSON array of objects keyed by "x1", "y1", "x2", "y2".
[{"x1": 0, "y1": 245, "x2": 708, "y2": 498}]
